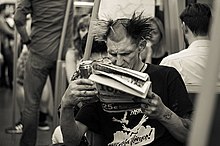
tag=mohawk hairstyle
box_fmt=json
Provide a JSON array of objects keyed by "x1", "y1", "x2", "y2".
[
  {"x1": 92, "y1": 12, "x2": 152, "y2": 42},
  {"x1": 126, "y1": 12, "x2": 152, "y2": 41}
]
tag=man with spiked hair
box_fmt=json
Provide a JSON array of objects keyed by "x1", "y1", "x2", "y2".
[{"x1": 60, "y1": 12, "x2": 193, "y2": 146}]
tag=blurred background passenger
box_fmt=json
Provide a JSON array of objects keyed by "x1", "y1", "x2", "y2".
[
  {"x1": 65, "y1": 14, "x2": 90, "y2": 82},
  {"x1": 141, "y1": 17, "x2": 168, "y2": 65},
  {"x1": 0, "y1": 3, "x2": 14, "y2": 88},
  {"x1": 13, "y1": 0, "x2": 73, "y2": 145},
  {"x1": 160, "y1": 3, "x2": 213, "y2": 85}
]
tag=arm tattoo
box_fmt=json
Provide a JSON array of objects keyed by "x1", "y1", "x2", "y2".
[
  {"x1": 180, "y1": 113, "x2": 192, "y2": 130},
  {"x1": 180, "y1": 118, "x2": 191, "y2": 129},
  {"x1": 163, "y1": 110, "x2": 173, "y2": 120}
]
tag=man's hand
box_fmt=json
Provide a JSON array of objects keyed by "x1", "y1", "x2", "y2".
[
  {"x1": 61, "y1": 79, "x2": 98, "y2": 108},
  {"x1": 135, "y1": 91, "x2": 167, "y2": 120}
]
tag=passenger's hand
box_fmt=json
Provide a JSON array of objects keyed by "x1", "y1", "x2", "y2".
[
  {"x1": 61, "y1": 79, "x2": 98, "y2": 108},
  {"x1": 135, "y1": 91, "x2": 167, "y2": 120}
]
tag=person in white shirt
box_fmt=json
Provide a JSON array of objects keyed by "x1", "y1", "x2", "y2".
[{"x1": 160, "y1": 3, "x2": 213, "y2": 85}]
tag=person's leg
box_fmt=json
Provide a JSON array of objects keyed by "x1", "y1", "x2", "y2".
[
  {"x1": 6, "y1": 80, "x2": 52, "y2": 134},
  {"x1": 0, "y1": 60, "x2": 7, "y2": 87},
  {"x1": 5, "y1": 83, "x2": 24, "y2": 134},
  {"x1": 39, "y1": 78, "x2": 51, "y2": 131},
  {"x1": 39, "y1": 79, "x2": 50, "y2": 113},
  {"x1": 1, "y1": 46, "x2": 13, "y2": 88},
  {"x1": 20, "y1": 53, "x2": 50, "y2": 146},
  {"x1": 16, "y1": 84, "x2": 25, "y2": 113},
  {"x1": 0, "y1": 46, "x2": 7, "y2": 87},
  {"x1": 49, "y1": 63, "x2": 56, "y2": 96},
  {"x1": 6, "y1": 47, "x2": 13, "y2": 88}
]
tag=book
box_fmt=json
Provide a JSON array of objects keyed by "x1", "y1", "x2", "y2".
[{"x1": 89, "y1": 62, "x2": 152, "y2": 102}]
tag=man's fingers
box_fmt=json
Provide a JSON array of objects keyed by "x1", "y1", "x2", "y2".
[
  {"x1": 74, "y1": 79, "x2": 94, "y2": 85},
  {"x1": 72, "y1": 90, "x2": 98, "y2": 97},
  {"x1": 74, "y1": 84, "x2": 97, "y2": 91}
]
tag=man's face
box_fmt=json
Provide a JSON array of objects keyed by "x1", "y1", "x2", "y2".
[{"x1": 106, "y1": 37, "x2": 140, "y2": 70}]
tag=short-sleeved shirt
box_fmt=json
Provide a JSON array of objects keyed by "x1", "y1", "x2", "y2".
[
  {"x1": 76, "y1": 64, "x2": 193, "y2": 146},
  {"x1": 15, "y1": 0, "x2": 73, "y2": 61}
]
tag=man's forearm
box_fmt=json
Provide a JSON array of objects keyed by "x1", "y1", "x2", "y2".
[
  {"x1": 14, "y1": 8, "x2": 31, "y2": 43},
  {"x1": 60, "y1": 106, "x2": 86, "y2": 146},
  {"x1": 158, "y1": 107, "x2": 192, "y2": 143},
  {"x1": 16, "y1": 25, "x2": 30, "y2": 43}
]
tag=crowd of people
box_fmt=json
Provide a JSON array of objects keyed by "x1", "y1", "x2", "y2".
[{"x1": 0, "y1": 1, "x2": 214, "y2": 146}]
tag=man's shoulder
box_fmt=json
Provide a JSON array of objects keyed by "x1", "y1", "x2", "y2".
[
  {"x1": 146, "y1": 64, "x2": 182, "y2": 86},
  {"x1": 146, "y1": 63, "x2": 179, "y2": 75},
  {"x1": 160, "y1": 50, "x2": 189, "y2": 65}
]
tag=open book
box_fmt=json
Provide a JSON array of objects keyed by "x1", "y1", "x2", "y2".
[{"x1": 89, "y1": 62, "x2": 152, "y2": 102}]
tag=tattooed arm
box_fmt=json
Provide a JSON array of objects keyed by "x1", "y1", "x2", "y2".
[
  {"x1": 138, "y1": 91, "x2": 192, "y2": 143},
  {"x1": 158, "y1": 107, "x2": 192, "y2": 143}
]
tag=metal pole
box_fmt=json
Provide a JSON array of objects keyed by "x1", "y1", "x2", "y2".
[
  {"x1": 11, "y1": 10, "x2": 18, "y2": 145},
  {"x1": 53, "y1": 0, "x2": 73, "y2": 129},
  {"x1": 82, "y1": 0, "x2": 101, "y2": 60},
  {"x1": 188, "y1": 1, "x2": 220, "y2": 146},
  {"x1": 81, "y1": 0, "x2": 101, "y2": 144}
]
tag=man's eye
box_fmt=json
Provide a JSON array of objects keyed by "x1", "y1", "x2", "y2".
[
  {"x1": 110, "y1": 53, "x2": 117, "y2": 57},
  {"x1": 121, "y1": 53, "x2": 130, "y2": 56}
]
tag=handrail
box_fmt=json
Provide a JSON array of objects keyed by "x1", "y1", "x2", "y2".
[
  {"x1": 82, "y1": 0, "x2": 101, "y2": 60},
  {"x1": 53, "y1": 0, "x2": 73, "y2": 129}
]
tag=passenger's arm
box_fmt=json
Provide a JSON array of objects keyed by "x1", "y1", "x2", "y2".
[
  {"x1": 157, "y1": 106, "x2": 192, "y2": 143},
  {"x1": 14, "y1": 0, "x2": 31, "y2": 43},
  {"x1": 60, "y1": 106, "x2": 88, "y2": 146},
  {"x1": 60, "y1": 79, "x2": 98, "y2": 146},
  {"x1": 0, "y1": 17, "x2": 14, "y2": 38}
]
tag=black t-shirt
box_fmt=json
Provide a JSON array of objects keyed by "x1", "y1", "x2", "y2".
[{"x1": 76, "y1": 64, "x2": 193, "y2": 146}]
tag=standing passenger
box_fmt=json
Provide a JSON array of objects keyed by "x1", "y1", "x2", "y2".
[{"x1": 14, "y1": 0, "x2": 73, "y2": 145}]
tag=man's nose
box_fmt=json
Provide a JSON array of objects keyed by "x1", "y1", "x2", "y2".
[{"x1": 115, "y1": 55, "x2": 124, "y2": 67}]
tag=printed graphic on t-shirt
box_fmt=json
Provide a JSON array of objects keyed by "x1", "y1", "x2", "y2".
[{"x1": 108, "y1": 111, "x2": 155, "y2": 146}]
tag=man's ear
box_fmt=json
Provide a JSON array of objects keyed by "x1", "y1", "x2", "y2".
[
  {"x1": 182, "y1": 22, "x2": 188, "y2": 34},
  {"x1": 138, "y1": 39, "x2": 147, "y2": 51}
]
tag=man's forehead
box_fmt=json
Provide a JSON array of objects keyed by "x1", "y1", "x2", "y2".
[
  {"x1": 106, "y1": 37, "x2": 135, "y2": 52},
  {"x1": 108, "y1": 19, "x2": 129, "y2": 42}
]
